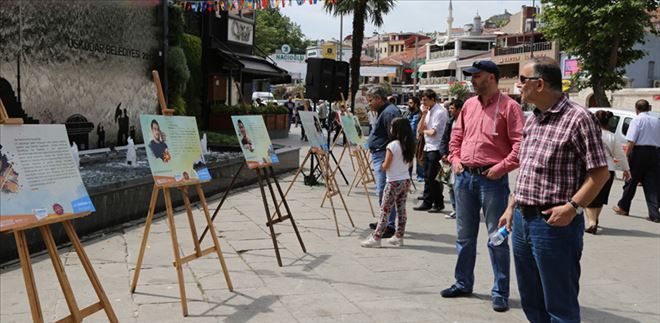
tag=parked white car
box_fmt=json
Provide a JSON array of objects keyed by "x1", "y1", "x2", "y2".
[
  {"x1": 588, "y1": 107, "x2": 660, "y2": 171},
  {"x1": 251, "y1": 92, "x2": 275, "y2": 104}
]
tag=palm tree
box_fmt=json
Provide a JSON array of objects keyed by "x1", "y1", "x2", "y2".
[{"x1": 324, "y1": 0, "x2": 396, "y2": 110}]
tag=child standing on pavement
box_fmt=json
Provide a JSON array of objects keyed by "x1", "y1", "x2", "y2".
[{"x1": 362, "y1": 118, "x2": 415, "y2": 248}]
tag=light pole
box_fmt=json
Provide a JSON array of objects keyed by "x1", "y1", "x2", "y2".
[{"x1": 373, "y1": 31, "x2": 380, "y2": 67}]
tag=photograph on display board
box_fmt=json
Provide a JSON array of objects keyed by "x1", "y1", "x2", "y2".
[
  {"x1": 0, "y1": 125, "x2": 95, "y2": 231},
  {"x1": 231, "y1": 116, "x2": 279, "y2": 169},
  {"x1": 299, "y1": 111, "x2": 329, "y2": 151},
  {"x1": 340, "y1": 115, "x2": 368, "y2": 148},
  {"x1": 139, "y1": 115, "x2": 211, "y2": 186}
]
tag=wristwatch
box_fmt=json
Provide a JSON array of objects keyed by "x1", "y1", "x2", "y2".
[{"x1": 568, "y1": 200, "x2": 583, "y2": 214}]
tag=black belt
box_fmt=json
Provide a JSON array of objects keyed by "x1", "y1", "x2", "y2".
[
  {"x1": 462, "y1": 164, "x2": 495, "y2": 175},
  {"x1": 518, "y1": 204, "x2": 563, "y2": 220}
]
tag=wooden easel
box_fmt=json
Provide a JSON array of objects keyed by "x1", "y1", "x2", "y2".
[
  {"x1": 129, "y1": 71, "x2": 233, "y2": 317},
  {"x1": 198, "y1": 160, "x2": 307, "y2": 266},
  {"x1": 1, "y1": 99, "x2": 118, "y2": 323},
  {"x1": 276, "y1": 147, "x2": 354, "y2": 236},
  {"x1": 322, "y1": 126, "x2": 376, "y2": 218}
]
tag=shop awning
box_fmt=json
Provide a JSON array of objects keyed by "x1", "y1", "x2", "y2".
[
  {"x1": 214, "y1": 49, "x2": 291, "y2": 83},
  {"x1": 418, "y1": 60, "x2": 457, "y2": 73}
]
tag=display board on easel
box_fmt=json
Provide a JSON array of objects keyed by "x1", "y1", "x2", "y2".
[
  {"x1": 130, "y1": 71, "x2": 232, "y2": 317},
  {"x1": 328, "y1": 114, "x2": 376, "y2": 217},
  {"x1": 224, "y1": 115, "x2": 306, "y2": 266},
  {"x1": 0, "y1": 99, "x2": 118, "y2": 323},
  {"x1": 278, "y1": 111, "x2": 354, "y2": 236}
]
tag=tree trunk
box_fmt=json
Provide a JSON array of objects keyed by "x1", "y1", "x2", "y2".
[
  {"x1": 349, "y1": 1, "x2": 367, "y2": 112},
  {"x1": 591, "y1": 77, "x2": 611, "y2": 107}
]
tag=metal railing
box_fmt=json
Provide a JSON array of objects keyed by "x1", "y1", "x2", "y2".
[
  {"x1": 494, "y1": 42, "x2": 552, "y2": 56},
  {"x1": 420, "y1": 76, "x2": 456, "y2": 85}
]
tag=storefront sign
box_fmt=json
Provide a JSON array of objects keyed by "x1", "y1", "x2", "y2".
[
  {"x1": 496, "y1": 52, "x2": 548, "y2": 65},
  {"x1": 563, "y1": 59, "x2": 580, "y2": 77},
  {"x1": 322, "y1": 43, "x2": 337, "y2": 60},
  {"x1": 273, "y1": 54, "x2": 305, "y2": 62},
  {"x1": 228, "y1": 18, "x2": 253, "y2": 45}
]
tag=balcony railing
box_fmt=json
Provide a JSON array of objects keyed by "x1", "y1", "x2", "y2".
[
  {"x1": 494, "y1": 42, "x2": 552, "y2": 56},
  {"x1": 420, "y1": 76, "x2": 456, "y2": 85},
  {"x1": 429, "y1": 50, "x2": 455, "y2": 60}
]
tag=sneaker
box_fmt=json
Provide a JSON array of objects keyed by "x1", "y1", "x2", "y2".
[
  {"x1": 360, "y1": 235, "x2": 381, "y2": 248},
  {"x1": 416, "y1": 177, "x2": 425, "y2": 182},
  {"x1": 369, "y1": 222, "x2": 377, "y2": 230},
  {"x1": 387, "y1": 235, "x2": 404, "y2": 247},
  {"x1": 445, "y1": 211, "x2": 456, "y2": 219}
]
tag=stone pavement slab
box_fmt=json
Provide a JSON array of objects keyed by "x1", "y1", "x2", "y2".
[{"x1": 1, "y1": 127, "x2": 659, "y2": 322}]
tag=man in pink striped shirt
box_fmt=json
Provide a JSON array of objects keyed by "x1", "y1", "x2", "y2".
[{"x1": 441, "y1": 61, "x2": 525, "y2": 313}]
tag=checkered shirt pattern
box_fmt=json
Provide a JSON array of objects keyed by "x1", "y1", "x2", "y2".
[{"x1": 514, "y1": 96, "x2": 608, "y2": 206}]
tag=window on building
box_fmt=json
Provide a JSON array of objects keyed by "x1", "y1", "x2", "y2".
[
  {"x1": 648, "y1": 61, "x2": 655, "y2": 80},
  {"x1": 461, "y1": 42, "x2": 490, "y2": 51}
]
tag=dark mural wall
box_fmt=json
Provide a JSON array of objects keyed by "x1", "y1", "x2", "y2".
[{"x1": 0, "y1": 0, "x2": 163, "y2": 149}]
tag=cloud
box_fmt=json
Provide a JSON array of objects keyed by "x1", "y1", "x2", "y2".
[{"x1": 281, "y1": 0, "x2": 531, "y2": 40}]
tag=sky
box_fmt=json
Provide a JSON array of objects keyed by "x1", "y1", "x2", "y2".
[{"x1": 279, "y1": 0, "x2": 535, "y2": 41}]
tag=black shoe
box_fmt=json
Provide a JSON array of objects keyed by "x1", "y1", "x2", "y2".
[
  {"x1": 369, "y1": 222, "x2": 377, "y2": 230},
  {"x1": 428, "y1": 206, "x2": 445, "y2": 213},
  {"x1": 492, "y1": 296, "x2": 509, "y2": 312},
  {"x1": 647, "y1": 217, "x2": 660, "y2": 223},
  {"x1": 381, "y1": 227, "x2": 396, "y2": 239},
  {"x1": 413, "y1": 204, "x2": 432, "y2": 211},
  {"x1": 417, "y1": 196, "x2": 425, "y2": 201},
  {"x1": 440, "y1": 285, "x2": 472, "y2": 298}
]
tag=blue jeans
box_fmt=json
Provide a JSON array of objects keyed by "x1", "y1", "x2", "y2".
[
  {"x1": 453, "y1": 171, "x2": 510, "y2": 298},
  {"x1": 372, "y1": 150, "x2": 396, "y2": 228},
  {"x1": 512, "y1": 208, "x2": 583, "y2": 323}
]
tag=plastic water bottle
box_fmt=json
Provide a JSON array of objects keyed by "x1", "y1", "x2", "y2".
[{"x1": 489, "y1": 227, "x2": 509, "y2": 246}]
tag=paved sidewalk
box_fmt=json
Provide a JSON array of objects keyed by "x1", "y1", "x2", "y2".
[{"x1": 1, "y1": 127, "x2": 659, "y2": 322}]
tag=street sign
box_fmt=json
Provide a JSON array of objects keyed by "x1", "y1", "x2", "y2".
[{"x1": 281, "y1": 44, "x2": 291, "y2": 54}]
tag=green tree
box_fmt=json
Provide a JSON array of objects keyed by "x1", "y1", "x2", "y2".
[
  {"x1": 255, "y1": 9, "x2": 312, "y2": 55},
  {"x1": 540, "y1": 0, "x2": 658, "y2": 107},
  {"x1": 181, "y1": 33, "x2": 202, "y2": 121},
  {"x1": 324, "y1": 0, "x2": 396, "y2": 110},
  {"x1": 449, "y1": 82, "x2": 469, "y2": 101}
]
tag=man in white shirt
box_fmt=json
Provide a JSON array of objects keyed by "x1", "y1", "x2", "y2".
[
  {"x1": 613, "y1": 99, "x2": 660, "y2": 222},
  {"x1": 414, "y1": 89, "x2": 448, "y2": 213}
]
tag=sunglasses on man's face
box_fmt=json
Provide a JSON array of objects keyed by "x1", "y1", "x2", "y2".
[{"x1": 519, "y1": 75, "x2": 541, "y2": 84}]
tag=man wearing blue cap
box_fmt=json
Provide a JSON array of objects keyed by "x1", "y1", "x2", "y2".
[{"x1": 442, "y1": 60, "x2": 525, "y2": 313}]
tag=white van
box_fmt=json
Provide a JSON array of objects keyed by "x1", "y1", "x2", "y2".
[
  {"x1": 589, "y1": 107, "x2": 660, "y2": 171},
  {"x1": 251, "y1": 92, "x2": 275, "y2": 104}
]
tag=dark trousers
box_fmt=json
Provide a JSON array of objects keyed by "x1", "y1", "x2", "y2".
[
  {"x1": 422, "y1": 150, "x2": 444, "y2": 208},
  {"x1": 617, "y1": 146, "x2": 660, "y2": 219}
]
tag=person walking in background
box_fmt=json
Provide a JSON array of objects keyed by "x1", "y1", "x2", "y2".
[
  {"x1": 362, "y1": 118, "x2": 415, "y2": 247},
  {"x1": 285, "y1": 97, "x2": 295, "y2": 132},
  {"x1": 439, "y1": 99, "x2": 464, "y2": 219},
  {"x1": 317, "y1": 100, "x2": 329, "y2": 130},
  {"x1": 413, "y1": 89, "x2": 448, "y2": 213},
  {"x1": 499, "y1": 57, "x2": 609, "y2": 322},
  {"x1": 366, "y1": 86, "x2": 402, "y2": 238},
  {"x1": 300, "y1": 100, "x2": 311, "y2": 142},
  {"x1": 613, "y1": 99, "x2": 660, "y2": 222},
  {"x1": 403, "y1": 96, "x2": 424, "y2": 182},
  {"x1": 443, "y1": 61, "x2": 524, "y2": 313},
  {"x1": 585, "y1": 110, "x2": 631, "y2": 234}
]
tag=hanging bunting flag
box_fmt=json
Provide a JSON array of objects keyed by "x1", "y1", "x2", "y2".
[{"x1": 296, "y1": 0, "x2": 304, "y2": 5}]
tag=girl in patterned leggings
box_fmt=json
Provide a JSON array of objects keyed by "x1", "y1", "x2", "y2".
[{"x1": 362, "y1": 118, "x2": 415, "y2": 247}]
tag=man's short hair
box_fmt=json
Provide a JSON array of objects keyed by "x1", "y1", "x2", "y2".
[
  {"x1": 636, "y1": 99, "x2": 651, "y2": 112},
  {"x1": 421, "y1": 89, "x2": 437, "y2": 101},
  {"x1": 527, "y1": 57, "x2": 562, "y2": 92},
  {"x1": 366, "y1": 86, "x2": 388, "y2": 101}
]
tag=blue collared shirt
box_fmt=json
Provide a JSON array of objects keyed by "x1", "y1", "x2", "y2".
[{"x1": 626, "y1": 112, "x2": 660, "y2": 147}]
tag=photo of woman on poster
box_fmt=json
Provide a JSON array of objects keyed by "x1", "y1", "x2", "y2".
[{"x1": 148, "y1": 119, "x2": 170, "y2": 162}]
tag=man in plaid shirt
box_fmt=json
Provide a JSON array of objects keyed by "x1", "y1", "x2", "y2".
[{"x1": 499, "y1": 57, "x2": 610, "y2": 323}]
